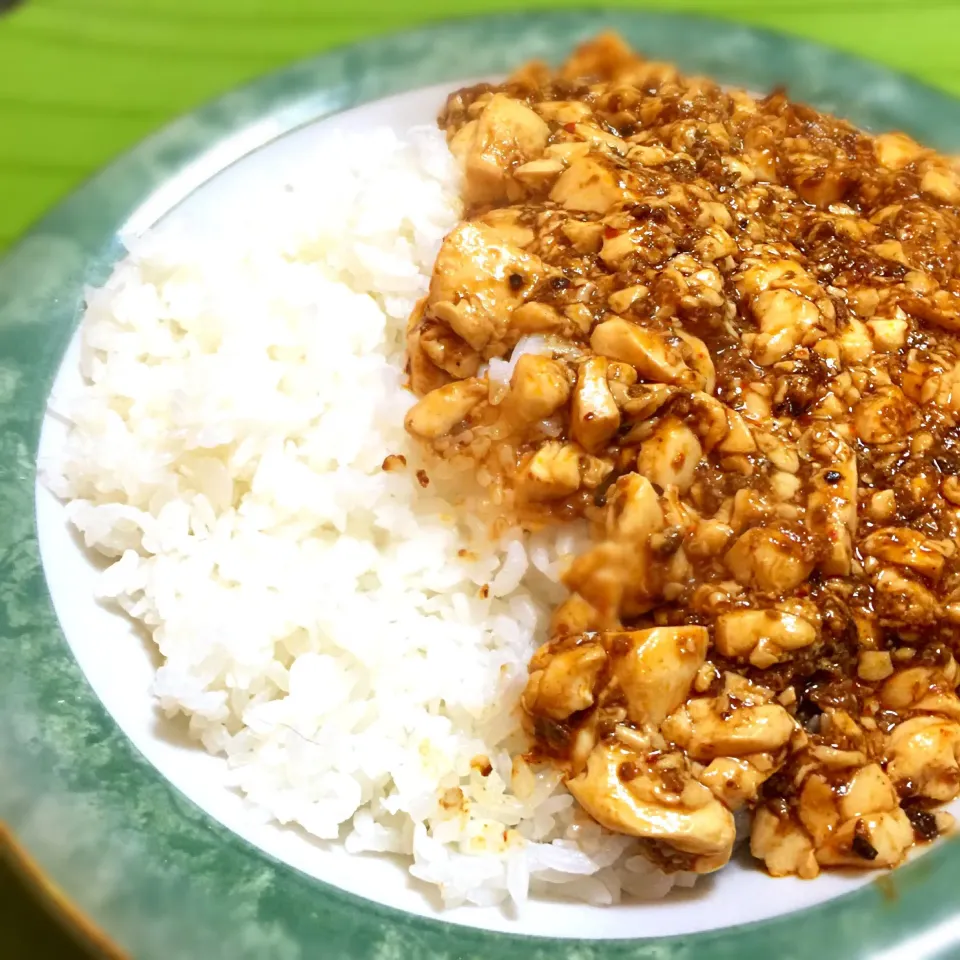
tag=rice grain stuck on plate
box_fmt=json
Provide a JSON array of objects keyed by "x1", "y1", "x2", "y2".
[{"x1": 43, "y1": 125, "x2": 694, "y2": 909}]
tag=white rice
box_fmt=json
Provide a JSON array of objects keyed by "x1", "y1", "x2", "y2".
[{"x1": 43, "y1": 125, "x2": 695, "y2": 909}]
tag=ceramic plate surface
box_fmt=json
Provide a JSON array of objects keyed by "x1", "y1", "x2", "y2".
[{"x1": 5, "y1": 11, "x2": 960, "y2": 960}]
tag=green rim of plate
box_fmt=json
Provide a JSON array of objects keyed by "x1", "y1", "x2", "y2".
[{"x1": 4, "y1": 10, "x2": 960, "y2": 960}]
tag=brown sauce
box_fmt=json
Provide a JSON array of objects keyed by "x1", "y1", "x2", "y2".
[{"x1": 403, "y1": 32, "x2": 960, "y2": 879}]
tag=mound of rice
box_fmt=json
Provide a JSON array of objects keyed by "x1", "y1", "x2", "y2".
[{"x1": 44, "y1": 125, "x2": 695, "y2": 908}]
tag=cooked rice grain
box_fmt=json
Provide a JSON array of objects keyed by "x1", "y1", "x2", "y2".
[{"x1": 44, "y1": 126, "x2": 692, "y2": 908}]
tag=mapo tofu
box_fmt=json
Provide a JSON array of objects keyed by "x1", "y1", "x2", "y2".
[{"x1": 405, "y1": 32, "x2": 960, "y2": 879}]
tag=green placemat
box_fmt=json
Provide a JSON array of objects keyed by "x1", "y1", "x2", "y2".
[
  {"x1": 1, "y1": 0, "x2": 959, "y2": 253},
  {"x1": 0, "y1": 1, "x2": 955, "y2": 956}
]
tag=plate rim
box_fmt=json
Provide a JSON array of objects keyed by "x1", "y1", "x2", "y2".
[{"x1": 5, "y1": 10, "x2": 960, "y2": 959}]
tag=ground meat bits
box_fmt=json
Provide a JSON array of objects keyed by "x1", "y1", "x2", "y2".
[{"x1": 404, "y1": 33, "x2": 960, "y2": 880}]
